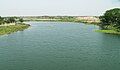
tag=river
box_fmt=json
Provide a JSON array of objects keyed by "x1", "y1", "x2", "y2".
[{"x1": 0, "y1": 22, "x2": 120, "y2": 70}]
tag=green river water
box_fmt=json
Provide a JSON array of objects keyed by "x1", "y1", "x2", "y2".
[{"x1": 0, "y1": 22, "x2": 120, "y2": 70}]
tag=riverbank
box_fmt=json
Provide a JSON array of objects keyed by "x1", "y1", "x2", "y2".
[
  {"x1": 0, "y1": 23, "x2": 30, "y2": 35},
  {"x1": 95, "y1": 30, "x2": 120, "y2": 35},
  {"x1": 23, "y1": 16, "x2": 100, "y2": 24}
]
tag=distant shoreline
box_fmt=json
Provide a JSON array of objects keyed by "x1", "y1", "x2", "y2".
[{"x1": 22, "y1": 16, "x2": 100, "y2": 24}]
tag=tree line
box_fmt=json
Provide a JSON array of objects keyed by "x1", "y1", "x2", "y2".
[{"x1": 0, "y1": 16, "x2": 24, "y2": 25}]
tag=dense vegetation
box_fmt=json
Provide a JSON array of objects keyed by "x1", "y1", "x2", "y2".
[
  {"x1": 0, "y1": 16, "x2": 30, "y2": 35},
  {"x1": 0, "y1": 16, "x2": 24, "y2": 24},
  {"x1": 99, "y1": 8, "x2": 120, "y2": 33},
  {"x1": 0, "y1": 24, "x2": 30, "y2": 35},
  {"x1": 96, "y1": 8, "x2": 120, "y2": 34}
]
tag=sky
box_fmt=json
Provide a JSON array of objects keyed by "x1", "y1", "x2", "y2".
[{"x1": 0, "y1": 0, "x2": 120, "y2": 16}]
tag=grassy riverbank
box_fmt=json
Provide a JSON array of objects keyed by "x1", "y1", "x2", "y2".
[
  {"x1": 0, "y1": 23, "x2": 30, "y2": 35},
  {"x1": 95, "y1": 30, "x2": 120, "y2": 35}
]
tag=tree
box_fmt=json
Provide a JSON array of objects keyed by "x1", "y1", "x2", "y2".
[
  {"x1": 19, "y1": 18, "x2": 24, "y2": 23},
  {"x1": 0, "y1": 16, "x2": 4, "y2": 25},
  {"x1": 9, "y1": 17, "x2": 16, "y2": 23},
  {"x1": 99, "y1": 8, "x2": 120, "y2": 30},
  {"x1": 5, "y1": 17, "x2": 16, "y2": 23},
  {"x1": 100, "y1": 8, "x2": 120, "y2": 26},
  {"x1": 0, "y1": 16, "x2": 2, "y2": 19}
]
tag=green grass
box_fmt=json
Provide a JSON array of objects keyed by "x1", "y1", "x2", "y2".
[
  {"x1": 0, "y1": 24, "x2": 30, "y2": 35},
  {"x1": 95, "y1": 30, "x2": 120, "y2": 35}
]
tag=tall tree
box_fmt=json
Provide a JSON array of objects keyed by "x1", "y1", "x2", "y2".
[{"x1": 100, "y1": 8, "x2": 120, "y2": 26}]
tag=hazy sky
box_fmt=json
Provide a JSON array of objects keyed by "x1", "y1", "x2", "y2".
[{"x1": 0, "y1": 0, "x2": 120, "y2": 16}]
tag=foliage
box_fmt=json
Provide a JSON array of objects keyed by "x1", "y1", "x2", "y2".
[
  {"x1": 19, "y1": 18, "x2": 24, "y2": 23},
  {"x1": 0, "y1": 16, "x2": 4, "y2": 25},
  {"x1": 99, "y1": 8, "x2": 120, "y2": 31},
  {"x1": 0, "y1": 24, "x2": 30, "y2": 35},
  {"x1": 100, "y1": 8, "x2": 120, "y2": 26},
  {"x1": 95, "y1": 30, "x2": 120, "y2": 35},
  {"x1": 5, "y1": 17, "x2": 16, "y2": 23},
  {"x1": 59, "y1": 16, "x2": 76, "y2": 22},
  {"x1": 0, "y1": 16, "x2": 24, "y2": 24}
]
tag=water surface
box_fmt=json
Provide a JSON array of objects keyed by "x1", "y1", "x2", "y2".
[{"x1": 0, "y1": 22, "x2": 120, "y2": 70}]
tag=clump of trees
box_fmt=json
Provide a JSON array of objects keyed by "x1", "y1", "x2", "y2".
[
  {"x1": 4, "y1": 17, "x2": 16, "y2": 23},
  {"x1": 0, "y1": 16, "x2": 4, "y2": 25},
  {"x1": 100, "y1": 8, "x2": 120, "y2": 31},
  {"x1": 19, "y1": 18, "x2": 24, "y2": 23},
  {"x1": 0, "y1": 16, "x2": 24, "y2": 25}
]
